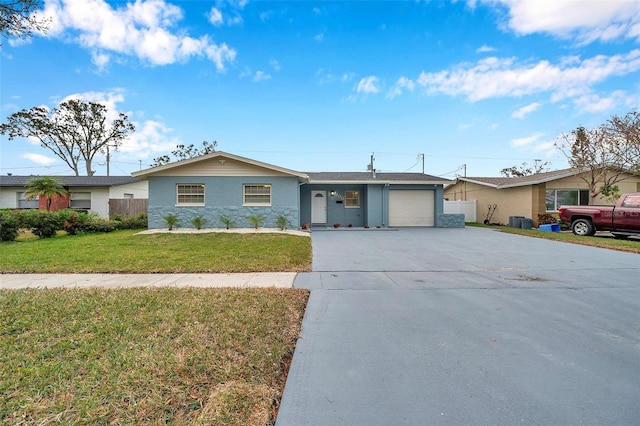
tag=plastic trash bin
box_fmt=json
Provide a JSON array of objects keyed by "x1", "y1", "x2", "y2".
[{"x1": 539, "y1": 223, "x2": 560, "y2": 232}]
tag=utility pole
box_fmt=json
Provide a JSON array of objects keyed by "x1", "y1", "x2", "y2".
[
  {"x1": 106, "y1": 145, "x2": 110, "y2": 176},
  {"x1": 418, "y1": 153, "x2": 425, "y2": 174}
]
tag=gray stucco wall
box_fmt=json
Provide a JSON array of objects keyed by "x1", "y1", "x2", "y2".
[
  {"x1": 365, "y1": 185, "x2": 385, "y2": 227},
  {"x1": 148, "y1": 176, "x2": 300, "y2": 229},
  {"x1": 300, "y1": 183, "x2": 447, "y2": 228},
  {"x1": 436, "y1": 213, "x2": 466, "y2": 228},
  {"x1": 300, "y1": 184, "x2": 368, "y2": 227}
]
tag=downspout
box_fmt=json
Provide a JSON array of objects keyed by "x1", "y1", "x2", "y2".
[{"x1": 382, "y1": 183, "x2": 389, "y2": 227}]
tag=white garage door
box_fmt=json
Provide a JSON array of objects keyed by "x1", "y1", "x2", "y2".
[{"x1": 389, "y1": 190, "x2": 435, "y2": 226}]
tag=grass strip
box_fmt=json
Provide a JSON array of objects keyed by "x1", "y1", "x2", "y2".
[
  {"x1": 495, "y1": 226, "x2": 640, "y2": 254},
  {"x1": 0, "y1": 287, "x2": 309, "y2": 425},
  {"x1": 0, "y1": 230, "x2": 312, "y2": 273}
]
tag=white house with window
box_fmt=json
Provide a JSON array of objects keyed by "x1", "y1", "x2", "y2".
[
  {"x1": 444, "y1": 168, "x2": 640, "y2": 226},
  {"x1": 0, "y1": 176, "x2": 148, "y2": 218}
]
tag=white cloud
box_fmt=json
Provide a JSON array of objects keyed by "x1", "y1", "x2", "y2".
[
  {"x1": 23, "y1": 153, "x2": 56, "y2": 165},
  {"x1": 572, "y1": 90, "x2": 628, "y2": 114},
  {"x1": 253, "y1": 70, "x2": 271, "y2": 82},
  {"x1": 483, "y1": 0, "x2": 640, "y2": 43},
  {"x1": 414, "y1": 50, "x2": 640, "y2": 102},
  {"x1": 316, "y1": 69, "x2": 354, "y2": 85},
  {"x1": 40, "y1": 0, "x2": 236, "y2": 70},
  {"x1": 387, "y1": 76, "x2": 416, "y2": 99},
  {"x1": 270, "y1": 59, "x2": 281, "y2": 71},
  {"x1": 511, "y1": 132, "x2": 545, "y2": 148},
  {"x1": 512, "y1": 102, "x2": 541, "y2": 118},
  {"x1": 208, "y1": 7, "x2": 223, "y2": 26},
  {"x1": 91, "y1": 51, "x2": 110, "y2": 71},
  {"x1": 356, "y1": 76, "x2": 380, "y2": 94},
  {"x1": 476, "y1": 45, "x2": 496, "y2": 53},
  {"x1": 121, "y1": 119, "x2": 179, "y2": 156},
  {"x1": 315, "y1": 33, "x2": 324, "y2": 42},
  {"x1": 259, "y1": 11, "x2": 273, "y2": 22}
]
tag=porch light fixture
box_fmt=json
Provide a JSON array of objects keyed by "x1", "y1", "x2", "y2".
[{"x1": 330, "y1": 190, "x2": 336, "y2": 197}]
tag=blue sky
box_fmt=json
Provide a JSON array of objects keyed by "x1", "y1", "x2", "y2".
[{"x1": 1, "y1": 0, "x2": 639, "y2": 179}]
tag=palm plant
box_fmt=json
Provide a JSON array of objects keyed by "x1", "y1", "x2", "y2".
[
  {"x1": 276, "y1": 215, "x2": 289, "y2": 231},
  {"x1": 220, "y1": 215, "x2": 236, "y2": 229},
  {"x1": 190, "y1": 215, "x2": 208, "y2": 230},
  {"x1": 163, "y1": 214, "x2": 180, "y2": 231},
  {"x1": 24, "y1": 176, "x2": 68, "y2": 211},
  {"x1": 248, "y1": 214, "x2": 265, "y2": 229}
]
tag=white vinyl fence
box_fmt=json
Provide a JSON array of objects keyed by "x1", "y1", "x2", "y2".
[{"x1": 444, "y1": 200, "x2": 477, "y2": 223}]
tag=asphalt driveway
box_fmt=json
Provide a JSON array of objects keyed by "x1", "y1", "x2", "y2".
[{"x1": 277, "y1": 227, "x2": 640, "y2": 425}]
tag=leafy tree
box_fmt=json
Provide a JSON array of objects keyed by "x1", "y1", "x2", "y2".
[
  {"x1": 556, "y1": 116, "x2": 639, "y2": 204},
  {"x1": 0, "y1": 0, "x2": 49, "y2": 44},
  {"x1": 24, "y1": 176, "x2": 67, "y2": 211},
  {"x1": 500, "y1": 160, "x2": 550, "y2": 178},
  {"x1": 1, "y1": 99, "x2": 135, "y2": 176},
  {"x1": 151, "y1": 140, "x2": 217, "y2": 167}
]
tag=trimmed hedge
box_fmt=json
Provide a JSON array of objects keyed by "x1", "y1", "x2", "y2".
[{"x1": 0, "y1": 209, "x2": 148, "y2": 242}]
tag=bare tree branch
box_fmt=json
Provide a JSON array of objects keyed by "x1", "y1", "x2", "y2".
[{"x1": 0, "y1": 0, "x2": 50, "y2": 44}]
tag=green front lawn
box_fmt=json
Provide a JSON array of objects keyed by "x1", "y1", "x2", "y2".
[
  {"x1": 0, "y1": 287, "x2": 309, "y2": 425},
  {"x1": 0, "y1": 230, "x2": 312, "y2": 273}
]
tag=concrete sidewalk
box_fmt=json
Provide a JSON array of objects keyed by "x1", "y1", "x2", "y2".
[{"x1": 0, "y1": 272, "x2": 297, "y2": 289}]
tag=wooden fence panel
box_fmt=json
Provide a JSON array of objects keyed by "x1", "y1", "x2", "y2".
[{"x1": 109, "y1": 199, "x2": 148, "y2": 218}]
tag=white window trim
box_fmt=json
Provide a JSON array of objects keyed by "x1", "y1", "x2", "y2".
[
  {"x1": 176, "y1": 184, "x2": 205, "y2": 207},
  {"x1": 545, "y1": 188, "x2": 589, "y2": 212},
  {"x1": 243, "y1": 184, "x2": 272, "y2": 207},
  {"x1": 69, "y1": 192, "x2": 91, "y2": 209},
  {"x1": 344, "y1": 190, "x2": 360, "y2": 208}
]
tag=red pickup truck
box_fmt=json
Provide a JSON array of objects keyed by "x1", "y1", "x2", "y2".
[{"x1": 558, "y1": 192, "x2": 640, "y2": 238}]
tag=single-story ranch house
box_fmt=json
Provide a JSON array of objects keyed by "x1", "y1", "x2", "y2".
[
  {"x1": 444, "y1": 168, "x2": 640, "y2": 226},
  {"x1": 0, "y1": 176, "x2": 148, "y2": 219},
  {"x1": 131, "y1": 151, "x2": 461, "y2": 229}
]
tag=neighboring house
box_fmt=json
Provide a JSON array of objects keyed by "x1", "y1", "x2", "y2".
[
  {"x1": 0, "y1": 176, "x2": 148, "y2": 219},
  {"x1": 131, "y1": 151, "x2": 459, "y2": 229},
  {"x1": 444, "y1": 168, "x2": 640, "y2": 226}
]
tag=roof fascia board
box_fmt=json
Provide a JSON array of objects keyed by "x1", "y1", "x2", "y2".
[
  {"x1": 306, "y1": 179, "x2": 448, "y2": 185},
  {"x1": 497, "y1": 171, "x2": 583, "y2": 188},
  {"x1": 457, "y1": 178, "x2": 499, "y2": 188},
  {"x1": 132, "y1": 151, "x2": 308, "y2": 179}
]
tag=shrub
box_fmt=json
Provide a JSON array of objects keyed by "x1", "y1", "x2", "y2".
[
  {"x1": 191, "y1": 215, "x2": 208, "y2": 230},
  {"x1": 64, "y1": 212, "x2": 115, "y2": 234},
  {"x1": 220, "y1": 215, "x2": 236, "y2": 229},
  {"x1": 114, "y1": 213, "x2": 148, "y2": 230},
  {"x1": 248, "y1": 214, "x2": 265, "y2": 229},
  {"x1": 537, "y1": 213, "x2": 559, "y2": 225},
  {"x1": 163, "y1": 214, "x2": 180, "y2": 231},
  {"x1": 29, "y1": 211, "x2": 63, "y2": 238},
  {"x1": 276, "y1": 215, "x2": 290, "y2": 231},
  {"x1": 0, "y1": 210, "x2": 19, "y2": 242}
]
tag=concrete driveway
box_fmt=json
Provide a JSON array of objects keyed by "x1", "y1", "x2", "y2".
[{"x1": 277, "y1": 227, "x2": 640, "y2": 425}]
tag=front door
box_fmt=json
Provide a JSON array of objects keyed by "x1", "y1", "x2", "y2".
[{"x1": 311, "y1": 191, "x2": 327, "y2": 224}]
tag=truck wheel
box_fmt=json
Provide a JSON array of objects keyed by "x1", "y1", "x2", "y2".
[{"x1": 571, "y1": 219, "x2": 594, "y2": 236}]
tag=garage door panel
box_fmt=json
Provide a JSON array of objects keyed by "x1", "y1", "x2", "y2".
[{"x1": 389, "y1": 190, "x2": 434, "y2": 226}]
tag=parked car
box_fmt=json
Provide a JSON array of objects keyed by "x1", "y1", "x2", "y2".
[{"x1": 558, "y1": 192, "x2": 640, "y2": 238}]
